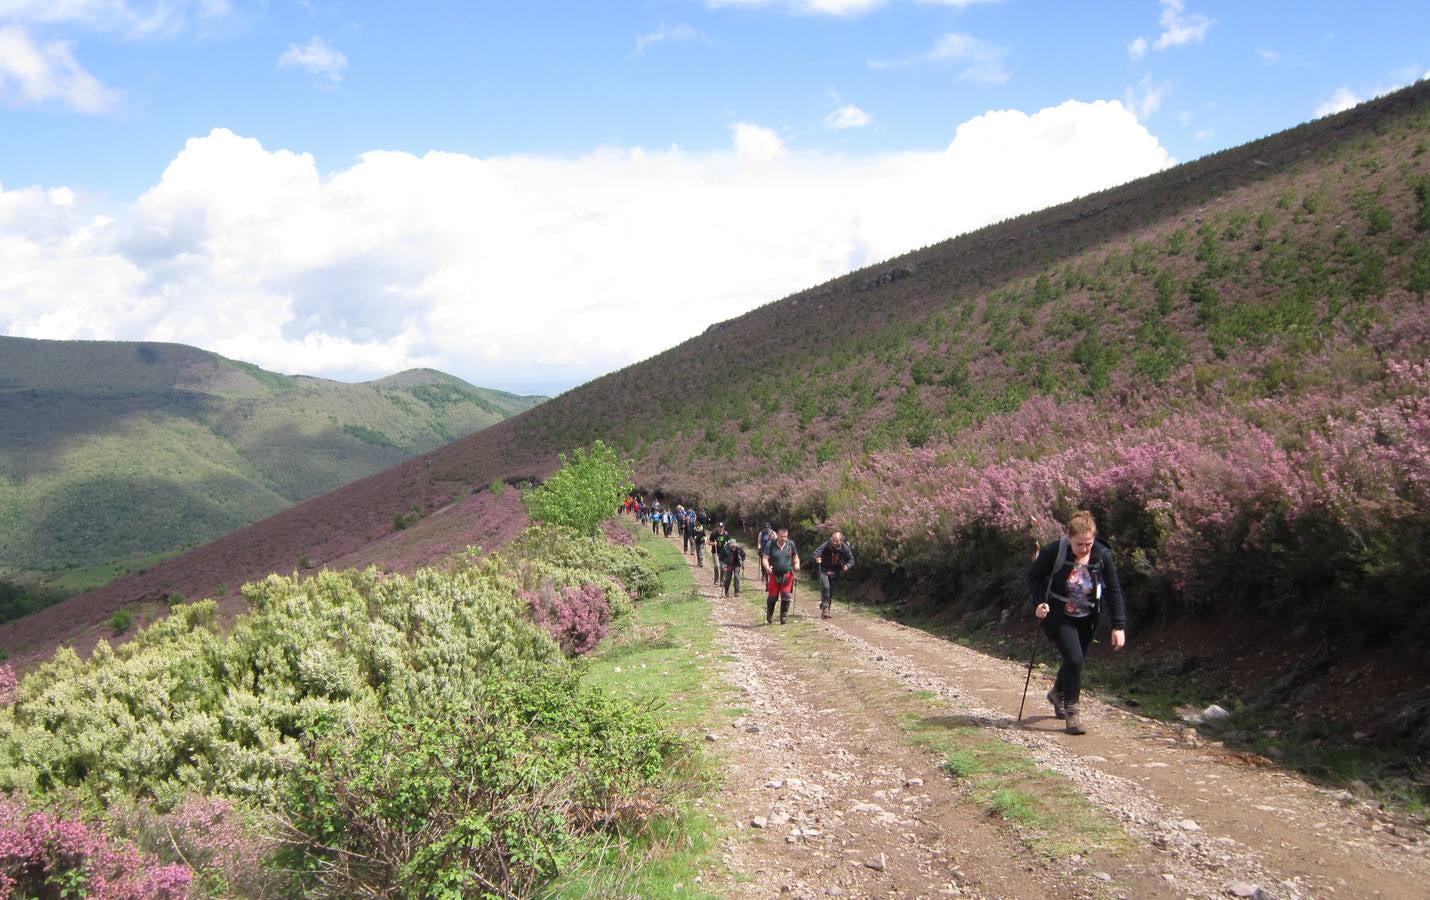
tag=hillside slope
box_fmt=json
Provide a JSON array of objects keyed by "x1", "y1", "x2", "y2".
[
  {"x1": 6, "y1": 83, "x2": 1427, "y2": 684},
  {"x1": 0, "y1": 337, "x2": 542, "y2": 593}
]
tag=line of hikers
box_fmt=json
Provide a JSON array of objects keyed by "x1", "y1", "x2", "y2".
[
  {"x1": 620, "y1": 497, "x2": 1124, "y2": 735},
  {"x1": 621, "y1": 498, "x2": 857, "y2": 625}
]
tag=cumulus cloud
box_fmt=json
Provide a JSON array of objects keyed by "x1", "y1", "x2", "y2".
[
  {"x1": 870, "y1": 32, "x2": 1009, "y2": 84},
  {"x1": 1314, "y1": 86, "x2": 1361, "y2": 118},
  {"x1": 1128, "y1": 0, "x2": 1214, "y2": 59},
  {"x1": 0, "y1": 24, "x2": 120, "y2": 112},
  {"x1": 0, "y1": 100, "x2": 1173, "y2": 393},
  {"x1": 824, "y1": 103, "x2": 871, "y2": 129},
  {"x1": 731, "y1": 121, "x2": 787, "y2": 160},
  {"x1": 278, "y1": 36, "x2": 347, "y2": 82}
]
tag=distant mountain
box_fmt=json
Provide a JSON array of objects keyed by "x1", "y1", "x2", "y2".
[{"x1": 0, "y1": 337, "x2": 543, "y2": 599}]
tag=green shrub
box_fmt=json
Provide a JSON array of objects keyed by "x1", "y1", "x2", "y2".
[
  {"x1": 279, "y1": 675, "x2": 679, "y2": 898},
  {"x1": 109, "y1": 610, "x2": 133, "y2": 635}
]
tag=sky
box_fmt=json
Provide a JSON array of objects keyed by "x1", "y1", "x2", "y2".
[{"x1": 1, "y1": 1, "x2": 1427, "y2": 395}]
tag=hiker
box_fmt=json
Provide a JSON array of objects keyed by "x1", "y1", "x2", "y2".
[
  {"x1": 1028, "y1": 510, "x2": 1127, "y2": 736},
  {"x1": 710, "y1": 522, "x2": 729, "y2": 585},
  {"x1": 691, "y1": 517, "x2": 708, "y2": 567},
  {"x1": 681, "y1": 508, "x2": 694, "y2": 553},
  {"x1": 760, "y1": 527, "x2": 800, "y2": 624},
  {"x1": 757, "y1": 522, "x2": 775, "y2": 557},
  {"x1": 812, "y1": 531, "x2": 855, "y2": 619},
  {"x1": 662, "y1": 509, "x2": 674, "y2": 538},
  {"x1": 652, "y1": 502, "x2": 662, "y2": 534},
  {"x1": 722, "y1": 538, "x2": 746, "y2": 597}
]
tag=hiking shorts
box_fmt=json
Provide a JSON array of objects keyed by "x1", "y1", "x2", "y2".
[{"x1": 766, "y1": 571, "x2": 795, "y2": 599}]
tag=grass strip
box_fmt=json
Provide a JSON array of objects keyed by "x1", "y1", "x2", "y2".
[{"x1": 548, "y1": 525, "x2": 735, "y2": 898}]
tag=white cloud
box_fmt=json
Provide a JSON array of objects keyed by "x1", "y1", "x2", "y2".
[
  {"x1": 1257, "y1": 47, "x2": 1282, "y2": 65},
  {"x1": 870, "y1": 32, "x2": 1009, "y2": 84},
  {"x1": 0, "y1": 0, "x2": 232, "y2": 38},
  {"x1": 706, "y1": 0, "x2": 1001, "y2": 16},
  {"x1": 278, "y1": 36, "x2": 347, "y2": 82},
  {"x1": 1128, "y1": 0, "x2": 1214, "y2": 60},
  {"x1": 635, "y1": 21, "x2": 699, "y2": 53},
  {"x1": 731, "y1": 121, "x2": 786, "y2": 160},
  {"x1": 824, "y1": 103, "x2": 871, "y2": 129},
  {"x1": 0, "y1": 101, "x2": 1173, "y2": 392},
  {"x1": 1123, "y1": 75, "x2": 1168, "y2": 120},
  {"x1": 0, "y1": 24, "x2": 119, "y2": 112},
  {"x1": 1314, "y1": 86, "x2": 1360, "y2": 118},
  {"x1": 1193, "y1": 127, "x2": 1214, "y2": 141}
]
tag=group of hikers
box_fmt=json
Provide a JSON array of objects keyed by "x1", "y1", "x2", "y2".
[
  {"x1": 619, "y1": 496, "x2": 858, "y2": 624},
  {"x1": 619, "y1": 496, "x2": 1126, "y2": 736}
]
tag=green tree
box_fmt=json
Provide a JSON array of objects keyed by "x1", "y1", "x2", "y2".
[{"x1": 522, "y1": 440, "x2": 634, "y2": 535}]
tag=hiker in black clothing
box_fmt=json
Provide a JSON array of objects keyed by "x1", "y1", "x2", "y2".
[
  {"x1": 721, "y1": 539, "x2": 746, "y2": 597},
  {"x1": 812, "y1": 531, "x2": 855, "y2": 619},
  {"x1": 761, "y1": 527, "x2": 800, "y2": 624},
  {"x1": 1028, "y1": 510, "x2": 1127, "y2": 735},
  {"x1": 690, "y1": 517, "x2": 708, "y2": 567},
  {"x1": 709, "y1": 522, "x2": 729, "y2": 586}
]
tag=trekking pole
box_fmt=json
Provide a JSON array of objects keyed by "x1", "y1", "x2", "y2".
[{"x1": 1016, "y1": 630, "x2": 1039, "y2": 723}]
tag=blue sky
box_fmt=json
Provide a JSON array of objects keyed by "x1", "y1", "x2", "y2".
[{"x1": 1, "y1": 1, "x2": 1427, "y2": 393}]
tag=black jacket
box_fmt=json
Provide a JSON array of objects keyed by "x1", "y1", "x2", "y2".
[
  {"x1": 813, "y1": 540, "x2": 855, "y2": 574},
  {"x1": 1027, "y1": 539, "x2": 1127, "y2": 630}
]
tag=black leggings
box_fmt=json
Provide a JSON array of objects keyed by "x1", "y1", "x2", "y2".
[{"x1": 1043, "y1": 614, "x2": 1096, "y2": 705}]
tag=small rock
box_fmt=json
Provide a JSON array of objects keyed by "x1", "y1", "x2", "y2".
[
  {"x1": 825, "y1": 888, "x2": 846, "y2": 897},
  {"x1": 746, "y1": 724, "x2": 762, "y2": 734},
  {"x1": 1201, "y1": 704, "x2": 1233, "y2": 729},
  {"x1": 1178, "y1": 819, "x2": 1202, "y2": 832},
  {"x1": 905, "y1": 777, "x2": 924, "y2": 787},
  {"x1": 1094, "y1": 872, "x2": 1112, "y2": 882},
  {"x1": 1162, "y1": 872, "x2": 1177, "y2": 885},
  {"x1": 1225, "y1": 881, "x2": 1264, "y2": 898},
  {"x1": 752, "y1": 816, "x2": 768, "y2": 829},
  {"x1": 1266, "y1": 747, "x2": 1287, "y2": 761},
  {"x1": 704, "y1": 733, "x2": 720, "y2": 742},
  {"x1": 864, "y1": 854, "x2": 887, "y2": 872},
  {"x1": 766, "y1": 778, "x2": 785, "y2": 789}
]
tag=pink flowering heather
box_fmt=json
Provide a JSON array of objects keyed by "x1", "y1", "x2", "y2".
[
  {"x1": 526, "y1": 582, "x2": 613, "y2": 655},
  {"x1": 0, "y1": 799, "x2": 192, "y2": 899},
  {"x1": 600, "y1": 517, "x2": 636, "y2": 547},
  {"x1": 0, "y1": 666, "x2": 16, "y2": 708}
]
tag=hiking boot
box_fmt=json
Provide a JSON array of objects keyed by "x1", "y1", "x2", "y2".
[
  {"x1": 821, "y1": 610, "x2": 830, "y2": 619},
  {"x1": 1046, "y1": 688, "x2": 1066, "y2": 720},
  {"x1": 1063, "y1": 703, "x2": 1086, "y2": 735}
]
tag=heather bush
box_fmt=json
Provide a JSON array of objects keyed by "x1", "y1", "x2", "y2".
[
  {"x1": 600, "y1": 517, "x2": 635, "y2": 546},
  {"x1": 0, "y1": 798, "x2": 191, "y2": 898},
  {"x1": 110, "y1": 795, "x2": 283, "y2": 897},
  {"x1": 527, "y1": 583, "x2": 613, "y2": 655}
]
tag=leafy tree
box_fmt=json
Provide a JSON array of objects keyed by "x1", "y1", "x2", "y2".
[{"x1": 522, "y1": 440, "x2": 634, "y2": 535}]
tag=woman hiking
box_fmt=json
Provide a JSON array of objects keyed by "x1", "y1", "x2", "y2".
[{"x1": 1027, "y1": 510, "x2": 1127, "y2": 735}]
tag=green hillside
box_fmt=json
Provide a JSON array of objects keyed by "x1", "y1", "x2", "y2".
[
  {"x1": 421, "y1": 82, "x2": 1430, "y2": 648},
  {"x1": 0, "y1": 337, "x2": 543, "y2": 599}
]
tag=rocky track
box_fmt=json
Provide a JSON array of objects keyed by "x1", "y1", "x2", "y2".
[{"x1": 671, "y1": 537, "x2": 1428, "y2": 899}]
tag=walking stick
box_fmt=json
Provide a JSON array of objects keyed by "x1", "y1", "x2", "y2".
[{"x1": 1016, "y1": 630, "x2": 1039, "y2": 723}]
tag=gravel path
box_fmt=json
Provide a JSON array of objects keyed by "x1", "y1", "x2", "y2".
[{"x1": 674, "y1": 535, "x2": 1428, "y2": 899}]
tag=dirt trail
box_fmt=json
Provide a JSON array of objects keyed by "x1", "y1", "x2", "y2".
[{"x1": 667, "y1": 534, "x2": 1428, "y2": 899}]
